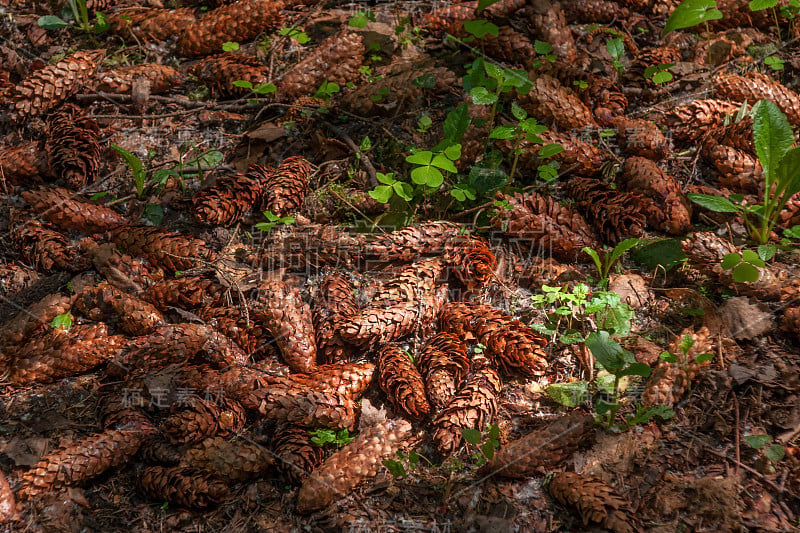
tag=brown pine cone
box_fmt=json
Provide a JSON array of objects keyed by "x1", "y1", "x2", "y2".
[
  {"x1": 87, "y1": 242, "x2": 161, "y2": 295},
  {"x1": 438, "y1": 302, "x2": 549, "y2": 377},
  {"x1": 363, "y1": 221, "x2": 461, "y2": 262},
  {"x1": 484, "y1": 0, "x2": 528, "y2": 18},
  {"x1": 444, "y1": 235, "x2": 496, "y2": 290},
  {"x1": 712, "y1": 0, "x2": 774, "y2": 30},
  {"x1": 253, "y1": 385, "x2": 359, "y2": 430},
  {"x1": 562, "y1": 0, "x2": 629, "y2": 22},
  {"x1": 295, "y1": 419, "x2": 413, "y2": 514},
  {"x1": 161, "y1": 395, "x2": 245, "y2": 444},
  {"x1": 7, "y1": 50, "x2": 104, "y2": 120},
  {"x1": 0, "y1": 141, "x2": 49, "y2": 184},
  {"x1": 665, "y1": 98, "x2": 742, "y2": 144},
  {"x1": 145, "y1": 275, "x2": 229, "y2": 311},
  {"x1": 432, "y1": 363, "x2": 502, "y2": 455},
  {"x1": 479, "y1": 412, "x2": 594, "y2": 478},
  {"x1": 11, "y1": 323, "x2": 126, "y2": 384},
  {"x1": 178, "y1": 0, "x2": 283, "y2": 57},
  {"x1": 612, "y1": 116, "x2": 669, "y2": 160},
  {"x1": 188, "y1": 54, "x2": 268, "y2": 97},
  {"x1": 547, "y1": 472, "x2": 637, "y2": 533},
  {"x1": 628, "y1": 46, "x2": 682, "y2": 78},
  {"x1": 97, "y1": 63, "x2": 183, "y2": 94},
  {"x1": 19, "y1": 427, "x2": 151, "y2": 499},
  {"x1": 500, "y1": 130, "x2": 609, "y2": 176},
  {"x1": 423, "y1": 2, "x2": 476, "y2": 33},
  {"x1": 46, "y1": 103, "x2": 101, "y2": 190},
  {"x1": 715, "y1": 71, "x2": 800, "y2": 126},
  {"x1": 193, "y1": 168, "x2": 267, "y2": 226},
  {"x1": 107, "y1": 8, "x2": 197, "y2": 42},
  {"x1": 22, "y1": 186, "x2": 127, "y2": 233},
  {"x1": 714, "y1": 115, "x2": 755, "y2": 154},
  {"x1": 74, "y1": 282, "x2": 164, "y2": 335},
  {"x1": 778, "y1": 192, "x2": 800, "y2": 229},
  {"x1": 619, "y1": 157, "x2": 691, "y2": 235},
  {"x1": 183, "y1": 437, "x2": 273, "y2": 481},
  {"x1": 449, "y1": 23, "x2": 534, "y2": 63},
  {"x1": 138, "y1": 466, "x2": 228, "y2": 509},
  {"x1": 260, "y1": 156, "x2": 311, "y2": 218},
  {"x1": 527, "y1": 0, "x2": 577, "y2": 61},
  {"x1": 0, "y1": 292, "x2": 71, "y2": 347},
  {"x1": 377, "y1": 345, "x2": 430, "y2": 419},
  {"x1": 252, "y1": 277, "x2": 316, "y2": 372},
  {"x1": 198, "y1": 304, "x2": 274, "y2": 357},
  {"x1": 519, "y1": 74, "x2": 596, "y2": 131},
  {"x1": 108, "y1": 225, "x2": 217, "y2": 272},
  {"x1": 564, "y1": 177, "x2": 646, "y2": 244},
  {"x1": 703, "y1": 142, "x2": 763, "y2": 193},
  {"x1": 300, "y1": 362, "x2": 376, "y2": 398},
  {"x1": 313, "y1": 271, "x2": 359, "y2": 364},
  {"x1": 491, "y1": 191, "x2": 599, "y2": 263},
  {"x1": 782, "y1": 307, "x2": 800, "y2": 337},
  {"x1": 271, "y1": 424, "x2": 325, "y2": 485},
  {"x1": 416, "y1": 333, "x2": 470, "y2": 412},
  {"x1": 0, "y1": 262, "x2": 38, "y2": 298},
  {"x1": 9, "y1": 211, "x2": 76, "y2": 272},
  {"x1": 279, "y1": 30, "x2": 363, "y2": 100}
]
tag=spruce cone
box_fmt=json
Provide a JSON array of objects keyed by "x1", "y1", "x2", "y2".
[
  {"x1": 564, "y1": 177, "x2": 646, "y2": 244},
  {"x1": 612, "y1": 116, "x2": 669, "y2": 160},
  {"x1": 449, "y1": 23, "x2": 534, "y2": 63},
  {"x1": 192, "y1": 168, "x2": 267, "y2": 226},
  {"x1": 138, "y1": 466, "x2": 228, "y2": 509},
  {"x1": 423, "y1": 2, "x2": 476, "y2": 33},
  {"x1": 500, "y1": 131, "x2": 608, "y2": 176},
  {"x1": 253, "y1": 385, "x2": 359, "y2": 430},
  {"x1": 108, "y1": 225, "x2": 217, "y2": 272},
  {"x1": 783, "y1": 307, "x2": 800, "y2": 338},
  {"x1": 0, "y1": 141, "x2": 49, "y2": 184},
  {"x1": 0, "y1": 262, "x2": 38, "y2": 298},
  {"x1": 11, "y1": 324, "x2": 126, "y2": 384},
  {"x1": 7, "y1": 50, "x2": 104, "y2": 119},
  {"x1": 416, "y1": 333, "x2": 470, "y2": 412},
  {"x1": 313, "y1": 272, "x2": 358, "y2": 364},
  {"x1": 563, "y1": 0, "x2": 630, "y2": 22},
  {"x1": 108, "y1": 8, "x2": 197, "y2": 42},
  {"x1": 295, "y1": 419, "x2": 413, "y2": 514},
  {"x1": 778, "y1": 193, "x2": 800, "y2": 229},
  {"x1": 74, "y1": 282, "x2": 164, "y2": 335},
  {"x1": 188, "y1": 54, "x2": 268, "y2": 97},
  {"x1": 438, "y1": 301, "x2": 549, "y2": 377},
  {"x1": 279, "y1": 30, "x2": 363, "y2": 99},
  {"x1": 0, "y1": 292, "x2": 71, "y2": 347},
  {"x1": 19, "y1": 427, "x2": 150, "y2": 499},
  {"x1": 715, "y1": 115, "x2": 755, "y2": 154},
  {"x1": 527, "y1": 0, "x2": 577, "y2": 61},
  {"x1": 432, "y1": 363, "x2": 502, "y2": 455},
  {"x1": 198, "y1": 304, "x2": 274, "y2": 357},
  {"x1": 97, "y1": 63, "x2": 183, "y2": 94},
  {"x1": 377, "y1": 345, "x2": 430, "y2": 419},
  {"x1": 363, "y1": 221, "x2": 461, "y2": 262},
  {"x1": 178, "y1": 0, "x2": 284, "y2": 57},
  {"x1": 479, "y1": 412, "x2": 594, "y2": 478},
  {"x1": 45, "y1": 104, "x2": 101, "y2": 189},
  {"x1": 519, "y1": 74, "x2": 596, "y2": 131},
  {"x1": 271, "y1": 424, "x2": 325, "y2": 485},
  {"x1": 183, "y1": 437, "x2": 273, "y2": 481},
  {"x1": 145, "y1": 275, "x2": 229, "y2": 311},
  {"x1": 161, "y1": 396, "x2": 245, "y2": 444},
  {"x1": 22, "y1": 186, "x2": 127, "y2": 233},
  {"x1": 547, "y1": 472, "x2": 637, "y2": 533},
  {"x1": 444, "y1": 235, "x2": 496, "y2": 290},
  {"x1": 491, "y1": 191, "x2": 599, "y2": 263},
  {"x1": 252, "y1": 277, "x2": 316, "y2": 373},
  {"x1": 703, "y1": 142, "x2": 763, "y2": 193},
  {"x1": 665, "y1": 99, "x2": 742, "y2": 144},
  {"x1": 9, "y1": 212, "x2": 75, "y2": 272},
  {"x1": 629, "y1": 46, "x2": 682, "y2": 78},
  {"x1": 260, "y1": 156, "x2": 311, "y2": 218},
  {"x1": 715, "y1": 71, "x2": 800, "y2": 126},
  {"x1": 302, "y1": 362, "x2": 376, "y2": 398},
  {"x1": 87, "y1": 242, "x2": 161, "y2": 295},
  {"x1": 619, "y1": 157, "x2": 691, "y2": 235}
]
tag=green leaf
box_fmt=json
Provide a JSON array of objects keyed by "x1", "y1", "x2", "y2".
[
  {"x1": 744, "y1": 434, "x2": 771, "y2": 449},
  {"x1": 144, "y1": 203, "x2": 163, "y2": 226},
  {"x1": 620, "y1": 362, "x2": 651, "y2": 377},
  {"x1": 538, "y1": 143, "x2": 564, "y2": 158},
  {"x1": 606, "y1": 37, "x2": 625, "y2": 60},
  {"x1": 662, "y1": 0, "x2": 723, "y2": 37},
  {"x1": 252, "y1": 83, "x2": 276, "y2": 95},
  {"x1": 394, "y1": 181, "x2": 414, "y2": 201},
  {"x1": 450, "y1": 189, "x2": 467, "y2": 201},
  {"x1": 382, "y1": 459, "x2": 406, "y2": 478},
  {"x1": 775, "y1": 147, "x2": 800, "y2": 201},
  {"x1": 765, "y1": 444, "x2": 785, "y2": 461},
  {"x1": 732, "y1": 262, "x2": 760, "y2": 282},
  {"x1": 679, "y1": 333, "x2": 695, "y2": 355},
  {"x1": 609, "y1": 238, "x2": 640, "y2": 266},
  {"x1": 489, "y1": 125, "x2": 516, "y2": 139},
  {"x1": 537, "y1": 164, "x2": 559, "y2": 182},
  {"x1": 480, "y1": 440, "x2": 495, "y2": 460},
  {"x1": 688, "y1": 193, "x2": 740, "y2": 213},
  {"x1": 222, "y1": 41, "x2": 240, "y2": 51},
  {"x1": 631, "y1": 238, "x2": 686, "y2": 271},
  {"x1": 652, "y1": 70, "x2": 673, "y2": 84},
  {"x1": 582, "y1": 246, "x2": 603, "y2": 276},
  {"x1": 369, "y1": 186, "x2": 392, "y2": 203},
  {"x1": 376, "y1": 172, "x2": 395, "y2": 185},
  {"x1": 443, "y1": 103, "x2": 472, "y2": 143},
  {"x1": 431, "y1": 154, "x2": 457, "y2": 173},
  {"x1": 753, "y1": 99, "x2": 794, "y2": 188},
  {"x1": 660, "y1": 351, "x2": 679, "y2": 363},
  {"x1": 463, "y1": 19, "x2": 499, "y2": 38},
  {"x1": 38, "y1": 15, "x2": 70, "y2": 29},
  {"x1": 695, "y1": 352, "x2": 714, "y2": 364},
  {"x1": 443, "y1": 144, "x2": 462, "y2": 161},
  {"x1": 406, "y1": 151, "x2": 433, "y2": 165},
  {"x1": 741, "y1": 249, "x2": 765, "y2": 266},
  {"x1": 477, "y1": 0, "x2": 503, "y2": 12},
  {"x1": 757, "y1": 244, "x2": 777, "y2": 261},
  {"x1": 413, "y1": 74, "x2": 436, "y2": 88},
  {"x1": 470, "y1": 86, "x2": 498, "y2": 105},
  {"x1": 721, "y1": 252, "x2": 742, "y2": 269},
  {"x1": 110, "y1": 144, "x2": 146, "y2": 197},
  {"x1": 534, "y1": 40, "x2": 553, "y2": 55},
  {"x1": 232, "y1": 80, "x2": 253, "y2": 89},
  {"x1": 349, "y1": 12, "x2": 368, "y2": 28},
  {"x1": 749, "y1": 0, "x2": 778, "y2": 9},
  {"x1": 467, "y1": 165, "x2": 508, "y2": 194},
  {"x1": 511, "y1": 101, "x2": 527, "y2": 121},
  {"x1": 411, "y1": 166, "x2": 443, "y2": 187},
  {"x1": 461, "y1": 428, "x2": 482, "y2": 445},
  {"x1": 586, "y1": 331, "x2": 631, "y2": 373},
  {"x1": 51, "y1": 312, "x2": 72, "y2": 330},
  {"x1": 483, "y1": 61, "x2": 504, "y2": 81}
]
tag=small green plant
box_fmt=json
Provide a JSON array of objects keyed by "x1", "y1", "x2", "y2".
[
  {"x1": 662, "y1": 0, "x2": 723, "y2": 36},
  {"x1": 744, "y1": 434, "x2": 785, "y2": 462},
  {"x1": 51, "y1": 312, "x2": 73, "y2": 330},
  {"x1": 314, "y1": 80, "x2": 340, "y2": 102},
  {"x1": 465, "y1": 58, "x2": 532, "y2": 135},
  {"x1": 231, "y1": 79, "x2": 277, "y2": 101},
  {"x1": 348, "y1": 10, "x2": 375, "y2": 28},
  {"x1": 461, "y1": 424, "x2": 500, "y2": 466},
  {"x1": 111, "y1": 144, "x2": 147, "y2": 198},
  {"x1": 689, "y1": 100, "x2": 800, "y2": 244},
  {"x1": 530, "y1": 40, "x2": 557, "y2": 68},
  {"x1": 659, "y1": 333, "x2": 715, "y2": 367},
  {"x1": 417, "y1": 115, "x2": 433, "y2": 134},
  {"x1": 606, "y1": 37, "x2": 626, "y2": 76},
  {"x1": 406, "y1": 144, "x2": 461, "y2": 189},
  {"x1": 764, "y1": 55, "x2": 785, "y2": 71},
  {"x1": 221, "y1": 41, "x2": 240, "y2": 52},
  {"x1": 255, "y1": 210, "x2": 295, "y2": 233},
  {"x1": 279, "y1": 26, "x2": 309, "y2": 44},
  {"x1": 368, "y1": 172, "x2": 413, "y2": 204},
  {"x1": 583, "y1": 238, "x2": 640, "y2": 287},
  {"x1": 489, "y1": 102, "x2": 561, "y2": 182},
  {"x1": 309, "y1": 428, "x2": 354, "y2": 447},
  {"x1": 38, "y1": 0, "x2": 108, "y2": 34},
  {"x1": 462, "y1": 19, "x2": 500, "y2": 39},
  {"x1": 644, "y1": 63, "x2": 675, "y2": 84},
  {"x1": 382, "y1": 449, "x2": 422, "y2": 479},
  {"x1": 749, "y1": 0, "x2": 783, "y2": 41},
  {"x1": 720, "y1": 245, "x2": 774, "y2": 282}
]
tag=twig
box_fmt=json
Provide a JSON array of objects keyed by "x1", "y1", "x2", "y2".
[
  {"x1": 733, "y1": 393, "x2": 741, "y2": 477},
  {"x1": 321, "y1": 120, "x2": 379, "y2": 187},
  {"x1": 689, "y1": 434, "x2": 784, "y2": 494}
]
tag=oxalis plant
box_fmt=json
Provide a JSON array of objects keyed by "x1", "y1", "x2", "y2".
[{"x1": 689, "y1": 100, "x2": 800, "y2": 245}]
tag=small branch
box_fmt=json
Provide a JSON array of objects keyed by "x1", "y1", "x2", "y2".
[{"x1": 321, "y1": 121, "x2": 379, "y2": 187}]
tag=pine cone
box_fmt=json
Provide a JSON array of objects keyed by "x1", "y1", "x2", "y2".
[
  {"x1": 438, "y1": 302, "x2": 549, "y2": 377},
  {"x1": 484, "y1": 0, "x2": 528, "y2": 18},
  {"x1": 183, "y1": 436, "x2": 273, "y2": 481},
  {"x1": 479, "y1": 412, "x2": 594, "y2": 478},
  {"x1": 714, "y1": 115, "x2": 755, "y2": 154},
  {"x1": 416, "y1": 333, "x2": 470, "y2": 412},
  {"x1": 19, "y1": 427, "x2": 150, "y2": 499},
  {"x1": 22, "y1": 186, "x2": 127, "y2": 233},
  {"x1": 665, "y1": 98, "x2": 742, "y2": 144},
  {"x1": 9, "y1": 211, "x2": 76, "y2": 272},
  {"x1": 7, "y1": 50, "x2": 104, "y2": 119},
  {"x1": 519, "y1": 74, "x2": 596, "y2": 131},
  {"x1": 87, "y1": 242, "x2": 161, "y2": 295},
  {"x1": 703, "y1": 142, "x2": 763, "y2": 193},
  {"x1": 491, "y1": 192, "x2": 598, "y2": 263},
  {"x1": 444, "y1": 235, "x2": 496, "y2": 290},
  {"x1": 271, "y1": 424, "x2": 325, "y2": 485},
  {"x1": 432, "y1": 363, "x2": 502, "y2": 455},
  {"x1": 527, "y1": 0, "x2": 577, "y2": 61},
  {"x1": 295, "y1": 419, "x2": 413, "y2": 514},
  {"x1": 145, "y1": 275, "x2": 229, "y2": 311},
  {"x1": 193, "y1": 168, "x2": 267, "y2": 226},
  {"x1": 0, "y1": 141, "x2": 49, "y2": 184},
  {"x1": 628, "y1": 46, "x2": 682, "y2": 78},
  {"x1": 313, "y1": 272, "x2": 358, "y2": 364},
  {"x1": 252, "y1": 277, "x2": 316, "y2": 372},
  {"x1": 138, "y1": 466, "x2": 228, "y2": 509},
  {"x1": 547, "y1": 472, "x2": 637, "y2": 533},
  {"x1": 260, "y1": 156, "x2": 311, "y2": 218},
  {"x1": 715, "y1": 71, "x2": 800, "y2": 126},
  {"x1": 198, "y1": 304, "x2": 274, "y2": 357},
  {"x1": 45, "y1": 103, "x2": 101, "y2": 189},
  {"x1": 97, "y1": 63, "x2": 183, "y2": 95},
  {"x1": 377, "y1": 345, "x2": 430, "y2": 419},
  {"x1": 108, "y1": 8, "x2": 197, "y2": 42},
  {"x1": 0, "y1": 292, "x2": 71, "y2": 347},
  {"x1": 301, "y1": 362, "x2": 376, "y2": 398},
  {"x1": 612, "y1": 116, "x2": 669, "y2": 160},
  {"x1": 161, "y1": 395, "x2": 245, "y2": 444},
  {"x1": 449, "y1": 23, "x2": 534, "y2": 63},
  {"x1": 0, "y1": 262, "x2": 38, "y2": 298},
  {"x1": 279, "y1": 30, "x2": 363, "y2": 99},
  {"x1": 363, "y1": 221, "x2": 461, "y2": 262},
  {"x1": 499, "y1": 131, "x2": 609, "y2": 176},
  {"x1": 712, "y1": 0, "x2": 774, "y2": 30},
  {"x1": 562, "y1": 0, "x2": 630, "y2": 22},
  {"x1": 564, "y1": 177, "x2": 646, "y2": 244},
  {"x1": 108, "y1": 225, "x2": 217, "y2": 272},
  {"x1": 188, "y1": 54, "x2": 268, "y2": 97},
  {"x1": 178, "y1": 0, "x2": 284, "y2": 57},
  {"x1": 778, "y1": 192, "x2": 800, "y2": 229},
  {"x1": 782, "y1": 307, "x2": 800, "y2": 337},
  {"x1": 619, "y1": 157, "x2": 691, "y2": 235},
  {"x1": 423, "y1": 2, "x2": 476, "y2": 33},
  {"x1": 253, "y1": 385, "x2": 359, "y2": 430},
  {"x1": 74, "y1": 282, "x2": 164, "y2": 335}
]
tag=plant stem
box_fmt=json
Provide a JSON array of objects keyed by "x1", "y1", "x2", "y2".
[
  {"x1": 508, "y1": 134, "x2": 521, "y2": 183},
  {"x1": 705, "y1": 21, "x2": 712, "y2": 91},
  {"x1": 772, "y1": 7, "x2": 783, "y2": 43}
]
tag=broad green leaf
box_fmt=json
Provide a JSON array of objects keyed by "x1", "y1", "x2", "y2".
[
  {"x1": 481, "y1": 440, "x2": 495, "y2": 460},
  {"x1": 477, "y1": 0, "x2": 503, "y2": 12},
  {"x1": 582, "y1": 246, "x2": 603, "y2": 276},
  {"x1": 775, "y1": 147, "x2": 800, "y2": 200},
  {"x1": 538, "y1": 143, "x2": 564, "y2": 158},
  {"x1": 394, "y1": 181, "x2": 414, "y2": 201},
  {"x1": 443, "y1": 144, "x2": 462, "y2": 160},
  {"x1": 110, "y1": 144, "x2": 146, "y2": 197},
  {"x1": 450, "y1": 189, "x2": 466, "y2": 201},
  {"x1": 687, "y1": 193, "x2": 740, "y2": 213},
  {"x1": 461, "y1": 428, "x2": 482, "y2": 445},
  {"x1": 38, "y1": 15, "x2": 70, "y2": 29},
  {"x1": 349, "y1": 12, "x2": 368, "y2": 28},
  {"x1": 749, "y1": 0, "x2": 778, "y2": 9},
  {"x1": 382, "y1": 459, "x2": 406, "y2": 478},
  {"x1": 695, "y1": 353, "x2": 714, "y2": 364},
  {"x1": 534, "y1": 40, "x2": 553, "y2": 55},
  {"x1": 51, "y1": 312, "x2": 72, "y2": 330},
  {"x1": 753, "y1": 99, "x2": 793, "y2": 188},
  {"x1": 609, "y1": 237, "x2": 640, "y2": 266},
  {"x1": 252, "y1": 83, "x2": 276, "y2": 95},
  {"x1": 652, "y1": 71, "x2": 673, "y2": 84},
  {"x1": 721, "y1": 252, "x2": 742, "y2": 269},
  {"x1": 483, "y1": 61, "x2": 504, "y2": 81},
  {"x1": 489, "y1": 125, "x2": 516, "y2": 139},
  {"x1": 757, "y1": 244, "x2": 777, "y2": 261},
  {"x1": 631, "y1": 238, "x2": 686, "y2": 271},
  {"x1": 511, "y1": 101, "x2": 527, "y2": 120},
  {"x1": 444, "y1": 103, "x2": 472, "y2": 143},
  {"x1": 765, "y1": 444, "x2": 785, "y2": 461},
  {"x1": 619, "y1": 362, "x2": 651, "y2": 377},
  {"x1": 544, "y1": 381, "x2": 589, "y2": 407},
  {"x1": 594, "y1": 301, "x2": 634, "y2": 336},
  {"x1": 585, "y1": 330, "x2": 628, "y2": 373},
  {"x1": 744, "y1": 434, "x2": 771, "y2": 449},
  {"x1": 221, "y1": 41, "x2": 240, "y2": 51},
  {"x1": 376, "y1": 172, "x2": 395, "y2": 185},
  {"x1": 411, "y1": 166, "x2": 443, "y2": 187},
  {"x1": 537, "y1": 164, "x2": 559, "y2": 182},
  {"x1": 680, "y1": 333, "x2": 695, "y2": 354},
  {"x1": 741, "y1": 249, "x2": 765, "y2": 266},
  {"x1": 463, "y1": 19, "x2": 499, "y2": 38},
  {"x1": 732, "y1": 261, "x2": 760, "y2": 282},
  {"x1": 406, "y1": 151, "x2": 433, "y2": 165},
  {"x1": 369, "y1": 185, "x2": 393, "y2": 203},
  {"x1": 606, "y1": 37, "x2": 625, "y2": 60},
  {"x1": 660, "y1": 351, "x2": 679, "y2": 363},
  {"x1": 662, "y1": 0, "x2": 723, "y2": 37},
  {"x1": 232, "y1": 80, "x2": 253, "y2": 89},
  {"x1": 431, "y1": 154, "x2": 457, "y2": 173}
]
